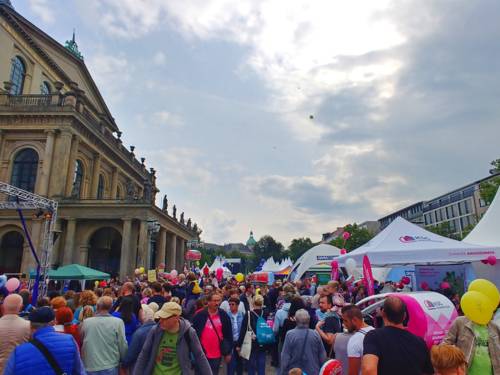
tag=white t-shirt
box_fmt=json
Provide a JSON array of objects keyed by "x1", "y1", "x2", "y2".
[{"x1": 347, "y1": 326, "x2": 375, "y2": 358}]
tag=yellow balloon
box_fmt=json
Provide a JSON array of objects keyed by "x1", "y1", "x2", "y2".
[
  {"x1": 139, "y1": 267, "x2": 145, "y2": 274},
  {"x1": 235, "y1": 273, "x2": 245, "y2": 282},
  {"x1": 460, "y1": 291, "x2": 494, "y2": 325},
  {"x1": 468, "y1": 279, "x2": 500, "y2": 311}
]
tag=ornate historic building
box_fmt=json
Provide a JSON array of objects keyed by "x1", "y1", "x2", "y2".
[{"x1": 0, "y1": 1, "x2": 199, "y2": 278}]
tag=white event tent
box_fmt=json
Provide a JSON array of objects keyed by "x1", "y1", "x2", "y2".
[
  {"x1": 335, "y1": 217, "x2": 500, "y2": 267},
  {"x1": 463, "y1": 190, "x2": 500, "y2": 287},
  {"x1": 290, "y1": 243, "x2": 341, "y2": 281}
]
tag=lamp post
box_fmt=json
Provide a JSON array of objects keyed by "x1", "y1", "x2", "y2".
[{"x1": 147, "y1": 219, "x2": 160, "y2": 270}]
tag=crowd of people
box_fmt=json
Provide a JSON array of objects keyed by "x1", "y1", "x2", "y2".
[{"x1": 0, "y1": 270, "x2": 499, "y2": 375}]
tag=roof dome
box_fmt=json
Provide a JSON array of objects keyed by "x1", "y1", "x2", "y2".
[{"x1": 246, "y1": 230, "x2": 257, "y2": 247}]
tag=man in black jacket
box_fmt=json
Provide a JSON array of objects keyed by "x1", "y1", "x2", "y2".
[{"x1": 192, "y1": 292, "x2": 233, "y2": 374}]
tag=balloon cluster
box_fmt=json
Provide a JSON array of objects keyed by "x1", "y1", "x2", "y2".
[
  {"x1": 460, "y1": 279, "x2": 499, "y2": 325},
  {"x1": 134, "y1": 267, "x2": 146, "y2": 275},
  {"x1": 0, "y1": 275, "x2": 20, "y2": 293},
  {"x1": 480, "y1": 255, "x2": 497, "y2": 266}
]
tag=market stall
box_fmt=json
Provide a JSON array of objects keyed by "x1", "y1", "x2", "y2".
[{"x1": 289, "y1": 243, "x2": 341, "y2": 282}]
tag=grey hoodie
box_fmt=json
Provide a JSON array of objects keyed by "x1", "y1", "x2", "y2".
[{"x1": 133, "y1": 318, "x2": 211, "y2": 375}]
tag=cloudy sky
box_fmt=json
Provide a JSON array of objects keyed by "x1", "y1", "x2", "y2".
[{"x1": 15, "y1": 0, "x2": 500, "y2": 245}]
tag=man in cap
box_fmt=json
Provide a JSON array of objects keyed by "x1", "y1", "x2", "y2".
[
  {"x1": 134, "y1": 301, "x2": 211, "y2": 375},
  {"x1": 4, "y1": 306, "x2": 85, "y2": 375},
  {"x1": 0, "y1": 294, "x2": 30, "y2": 373}
]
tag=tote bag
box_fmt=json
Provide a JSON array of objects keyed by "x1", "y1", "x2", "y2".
[{"x1": 240, "y1": 312, "x2": 253, "y2": 360}]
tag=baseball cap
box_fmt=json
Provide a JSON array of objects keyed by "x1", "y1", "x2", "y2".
[
  {"x1": 155, "y1": 301, "x2": 182, "y2": 319},
  {"x1": 29, "y1": 306, "x2": 55, "y2": 323}
]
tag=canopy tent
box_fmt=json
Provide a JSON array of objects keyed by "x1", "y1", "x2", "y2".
[
  {"x1": 464, "y1": 190, "x2": 500, "y2": 246},
  {"x1": 261, "y1": 257, "x2": 294, "y2": 274},
  {"x1": 209, "y1": 256, "x2": 232, "y2": 277},
  {"x1": 289, "y1": 243, "x2": 341, "y2": 281},
  {"x1": 336, "y1": 217, "x2": 500, "y2": 267},
  {"x1": 463, "y1": 190, "x2": 500, "y2": 288},
  {"x1": 30, "y1": 264, "x2": 110, "y2": 280}
]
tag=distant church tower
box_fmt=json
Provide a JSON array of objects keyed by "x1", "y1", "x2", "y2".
[{"x1": 246, "y1": 230, "x2": 257, "y2": 250}]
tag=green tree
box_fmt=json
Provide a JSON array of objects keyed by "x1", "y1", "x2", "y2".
[
  {"x1": 426, "y1": 222, "x2": 461, "y2": 240},
  {"x1": 480, "y1": 159, "x2": 500, "y2": 204},
  {"x1": 329, "y1": 223, "x2": 373, "y2": 252},
  {"x1": 287, "y1": 237, "x2": 316, "y2": 261},
  {"x1": 251, "y1": 235, "x2": 285, "y2": 269}
]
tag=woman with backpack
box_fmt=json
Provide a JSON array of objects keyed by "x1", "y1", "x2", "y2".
[{"x1": 236, "y1": 295, "x2": 271, "y2": 375}]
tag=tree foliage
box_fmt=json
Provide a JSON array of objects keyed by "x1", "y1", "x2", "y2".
[
  {"x1": 251, "y1": 235, "x2": 285, "y2": 268},
  {"x1": 480, "y1": 159, "x2": 500, "y2": 204},
  {"x1": 329, "y1": 223, "x2": 374, "y2": 252},
  {"x1": 287, "y1": 237, "x2": 316, "y2": 261}
]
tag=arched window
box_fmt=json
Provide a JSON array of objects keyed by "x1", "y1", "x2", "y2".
[
  {"x1": 97, "y1": 174, "x2": 105, "y2": 199},
  {"x1": 71, "y1": 160, "x2": 84, "y2": 198},
  {"x1": 9, "y1": 56, "x2": 26, "y2": 95},
  {"x1": 11, "y1": 148, "x2": 39, "y2": 192},
  {"x1": 40, "y1": 81, "x2": 51, "y2": 95}
]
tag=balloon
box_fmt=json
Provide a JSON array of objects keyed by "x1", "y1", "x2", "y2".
[
  {"x1": 340, "y1": 248, "x2": 347, "y2": 255},
  {"x1": 94, "y1": 280, "x2": 99, "y2": 287},
  {"x1": 235, "y1": 273, "x2": 245, "y2": 282},
  {"x1": 420, "y1": 282, "x2": 429, "y2": 290},
  {"x1": 401, "y1": 276, "x2": 410, "y2": 285},
  {"x1": 0, "y1": 275, "x2": 6, "y2": 288},
  {"x1": 331, "y1": 260, "x2": 338, "y2": 268},
  {"x1": 216, "y1": 268, "x2": 223, "y2": 281},
  {"x1": 342, "y1": 232, "x2": 351, "y2": 241},
  {"x1": 5, "y1": 277, "x2": 20, "y2": 292},
  {"x1": 134, "y1": 268, "x2": 140, "y2": 275},
  {"x1": 139, "y1": 267, "x2": 145, "y2": 274},
  {"x1": 487, "y1": 256, "x2": 497, "y2": 266},
  {"x1": 171, "y1": 269, "x2": 178, "y2": 277},
  {"x1": 468, "y1": 279, "x2": 500, "y2": 311},
  {"x1": 460, "y1": 291, "x2": 494, "y2": 325},
  {"x1": 440, "y1": 282, "x2": 450, "y2": 290},
  {"x1": 319, "y1": 359, "x2": 342, "y2": 375},
  {"x1": 345, "y1": 258, "x2": 357, "y2": 274}
]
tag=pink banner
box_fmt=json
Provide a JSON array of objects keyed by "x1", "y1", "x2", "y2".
[{"x1": 362, "y1": 255, "x2": 375, "y2": 296}]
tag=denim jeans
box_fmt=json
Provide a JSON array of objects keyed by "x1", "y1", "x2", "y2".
[
  {"x1": 208, "y1": 357, "x2": 222, "y2": 375},
  {"x1": 227, "y1": 347, "x2": 243, "y2": 375},
  {"x1": 247, "y1": 350, "x2": 266, "y2": 375}
]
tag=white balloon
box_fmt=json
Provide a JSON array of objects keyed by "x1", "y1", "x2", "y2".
[{"x1": 345, "y1": 258, "x2": 357, "y2": 274}]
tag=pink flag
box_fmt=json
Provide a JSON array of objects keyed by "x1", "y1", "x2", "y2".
[
  {"x1": 362, "y1": 255, "x2": 375, "y2": 296},
  {"x1": 331, "y1": 260, "x2": 339, "y2": 281}
]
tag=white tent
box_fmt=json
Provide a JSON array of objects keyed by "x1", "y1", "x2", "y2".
[
  {"x1": 464, "y1": 190, "x2": 500, "y2": 246},
  {"x1": 261, "y1": 257, "x2": 293, "y2": 273},
  {"x1": 290, "y1": 244, "x2": 341, "y2": 281},
  {"x1": 209, "y1": 256, "x2": 232, "y2": 276},
  {"x1": 463, "y1": 190, "x2": 500, "y2": 288},
  {"x1": 336, "y1": 217, "x2": 500, "y2": 267}
]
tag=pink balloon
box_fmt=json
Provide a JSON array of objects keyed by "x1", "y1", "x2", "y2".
[
  {"x1": 342, "y1": 232, "x2": 351, "y2": 241},
  {"x1": 340, "y1": 248, "x2": 347, "y2": 255},
  {"x1": 487, "y1": 256, "x2": 497, "y2": 266},
  {"x1": 401, "y1": 276, "x2": 411, "y2": 285},
  {"x1": 5, "y1": 277, "x2": 20, "y2": 292},
  {"x1": 440, "y1": 281, "x2": 450, "y2": 290},
  {"x1": 331, "y1": 260, "x2": 338, "y2": 268},
  {"x1": 420, "y1": 281, "x2": 429, "y2": 290}
]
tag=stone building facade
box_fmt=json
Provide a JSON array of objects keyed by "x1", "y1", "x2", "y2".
[{"x1": 0, "y1": 1, "x2": 198, "y2": 279}]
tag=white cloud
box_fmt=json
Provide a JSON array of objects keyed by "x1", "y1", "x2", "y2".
[
  {"x1": 28, "y1": 0, "x2": 55, "y2": 24},
  {"x1": 86, "y1": 53, "x2": 132, "y2": 105},
  {"x1": 153, "y1": 51, "x2": 166, "y2": 66},
  {"x1": 151, "y1": 110, "x2": 183, "y2": 128}
]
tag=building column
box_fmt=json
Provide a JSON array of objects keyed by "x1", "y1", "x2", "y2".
[
  {"x1": 78, "y1": 245, "x2": 89, "y2": 266},
  {"x1": 176, "y1": 237, "x2": 185, "y2": 271},
  {"x1": 111, "y1": 167, "x2": 118, "y2": 199},
  {"x1": 167, "y1": 232, "x2": 177, "y2": 271},
  {"x1": 21, "y1": 219, "x2": 42, "y2": 273},
  {"x1": 62, "y1": 218, "x2": 76, "y2": 264},
  {"x1": 48, "y1": 129, "x2": 73, "y2": 197},
  {"x1": 119, "y1": 218, "x2": 132, "y2": 280},
  {"x1": 137, "y1": 220, "x2": 148, "y2": 269},
  {"x1": 64, "y1": 135, "x2": 80, "y2": 197},
  {"x1": 38, "y1": 130, "x2": 56, "y2": 196},
  {"x1": 156, "y1": 227, "x2": 167, "y2": 268},
  {"x1": 90, "y1": 154, "x2": 101, "y2": 199}
]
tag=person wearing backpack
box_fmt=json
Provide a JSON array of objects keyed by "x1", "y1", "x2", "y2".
[{"x1": 236, "y1": 295, "x2": 271, "y2": 375}]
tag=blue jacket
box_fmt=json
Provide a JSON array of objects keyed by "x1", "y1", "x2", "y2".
[
  {"x1": 122, "y1": 321, "x2": 156, "y2": 369},
  {"x1": 4, "y1": 326, "x2": 85, "y2": 375}
]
